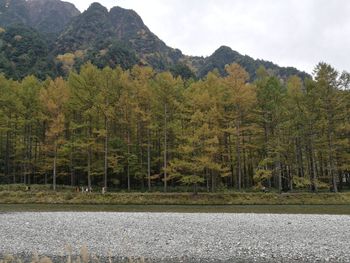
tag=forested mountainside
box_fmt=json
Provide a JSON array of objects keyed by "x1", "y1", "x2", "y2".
[
  {"x1": 0, "y1": 24, "x2": 56, "y2": 79},
  {"x1": 0, "y1": 0, "x2": 80, "y2": 34},
  {"x1": 189, "y1": 46, "x2": 310, "y2": 80},
  {"x1": 0, "y1": 0, "x2": 309, "y2": 80}
]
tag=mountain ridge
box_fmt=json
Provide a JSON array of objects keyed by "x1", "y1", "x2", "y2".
[{"x1": 0, "y1": 0, "x2": 310, "y2": 80}]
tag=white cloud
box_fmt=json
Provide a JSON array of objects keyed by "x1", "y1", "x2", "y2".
[{"x1": 65, "y1": 0, "x2": 350, "y2": 73}]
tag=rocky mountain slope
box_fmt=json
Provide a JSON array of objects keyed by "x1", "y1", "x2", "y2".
[{"x1": 55, "y1": 3, "x2": 183, "y2": 71}]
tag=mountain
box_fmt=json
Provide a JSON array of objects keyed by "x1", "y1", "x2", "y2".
[
  {"x1": 55, "y1": 3, "x2": 183, "y2": 71},
  {"x1": 0, "y1": 0, "x2": 310, "y2": 80},
  {"x1": 0, "y1": 0, "x2": 80, "y2": 34},
  {"x1": 187, "y1": 46, "x2": 310, "y2": 80}
]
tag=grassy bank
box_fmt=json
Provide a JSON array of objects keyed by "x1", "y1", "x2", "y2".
[{"x1": 0, "y1": 190, "x2": 350, "y2": 206}]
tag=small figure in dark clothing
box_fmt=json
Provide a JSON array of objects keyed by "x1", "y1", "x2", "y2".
[{"x1": 262, "y1": 186, "x2": 268, "y2": 193}]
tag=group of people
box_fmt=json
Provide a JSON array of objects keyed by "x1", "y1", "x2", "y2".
[
  {"x1": 75, "y1": 187, "x2": 92, "y2": 193},
  {"x1": 75, "y1": 186, "x2": 107, "y2": 194}
]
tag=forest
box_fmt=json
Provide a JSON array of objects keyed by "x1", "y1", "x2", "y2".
[{"x1": 0, "y1": 62, "x2": 349, "y2": 193}]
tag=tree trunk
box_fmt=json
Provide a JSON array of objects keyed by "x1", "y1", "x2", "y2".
[
  {"x1": 104, "y1": 115, "x2": 108, "y2": 189},
  {"x1": 206, "y1": 168, "x2": 210, "y2": 192},
  {"x1": 87, "y1": 145, "x2": 91, "y2": 190},
  {"x1": 295, "y1": 137, "x2": 304, "y2": 179},
  {"x1": 13, "y1": 117, "x2": 18, "y2": 184},
  {"x1": 33, "y1": 138, "x2": 38, "y2": 184},
  {"x1": 277, "y1": 159, "x2": 282, "y2": 193},
  {"x1": 328, "y1": 138, "x2": 337, "y2": 193},
  {"x1": 23, "y1": 125, "x2": 28, "y2": 185},
  {"x1": 70, "y1": 151, "x2": 74, "y2": 186},
  {"x1": 164, "y1": 103, "x2": 168, "y2": 192},
  {"x1": 127, "y1": 128, "x2": 131, "y2": 191},
  {"x1": 53, "y1": 142, "x2": 57, "y2": 191},
  {"x1": 147, "y1": 128, "x2": 151, "y2": 191},
  {"x1": 289, "y1": 165, "x2": 294, "y2": 191},
  {"x1": 326, "y1": 99, "x2": 337, "y2": 192},
  {"x1": 87, "y1": 117, "x2": 92, "y2": 191},
  {"x1": 227, "y1": 134, "x2": 235, "y2": 188},
  {"x1": 277, "y1": 128, "x2": 282, "y2": 194},
  {"x1": 236, "y1": 119, "x2": 242, "y2": 191},
  {"x1": 242, "y1": 132, "x2": 248, "y2": 188},
  {"x1": 139, "y1": 124, "x2": 144, "y2": 190},
  {"x1": 5, "y1": 118, "x2": 11, "y2": 184},
  {"x1": 211, "y1": 171, "x2": 215, "y2": 192},
  {"x1": 193, "y1": 182, "x2": 198, "y2": 195},
  {"x1": 28, "y1": 124, "x2": 32, "y2": 185},
  {"x1": 307, "y1": 135, "x2": 317, "y2": 192}
]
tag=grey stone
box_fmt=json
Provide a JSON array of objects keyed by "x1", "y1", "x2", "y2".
[{"x1": 0, "y1": 212, "x2": 349, "y2": 262}]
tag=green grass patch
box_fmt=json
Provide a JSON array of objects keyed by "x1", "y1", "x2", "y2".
[{"x1": 0, "y1": 190, "x2": 350, "y2": 206}]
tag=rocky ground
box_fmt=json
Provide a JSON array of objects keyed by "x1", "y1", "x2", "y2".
[{"x1": 0, "y1": 212, "x2": 349, "y2": 262}]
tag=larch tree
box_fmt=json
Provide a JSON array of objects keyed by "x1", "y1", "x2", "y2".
[
  {"x1": 131, "y1": 65, "x2": 155, "y2": 190},
  {"x1": 314, "y1": 63, "x2": 341, "y2": 192},
  {"x1": 170, "y1": 78, "x2": 225, "y2": 194},
  {"x1": 256, "y1": 73, "x2": 285, "y2": 192},
  {"x1": 0, "y1": 76, "x2": 20, "y2": 183},
  {"x1": 222, "y1": 64, "x2": 257, "y2": 190},
  {"x1": 40, "y1": 77, "x2": 69, "y2": 190},
  {"x1": 17, "y1": 76, "x2": 42, "y2": 185},
  {"x1": 68, "y1": 63, "x2": 101, "y2": 190},
  {"x1": 154, "y1": 72, "x2": 183, "y2": 192}
]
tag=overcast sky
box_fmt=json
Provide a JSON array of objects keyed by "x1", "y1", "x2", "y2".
[{"x1": 65, "y1": 0, "x2": 350, "y2": 74}]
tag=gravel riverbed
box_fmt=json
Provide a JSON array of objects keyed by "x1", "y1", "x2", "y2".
[{"x1": 0, "y1": 212, "x2": 349, "y2": 262}]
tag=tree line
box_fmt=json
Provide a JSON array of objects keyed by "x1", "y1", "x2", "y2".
[{"x1": 0, "y1": 62, "x2": 349, "y2": 193}]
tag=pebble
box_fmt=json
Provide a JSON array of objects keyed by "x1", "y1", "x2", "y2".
[{"x1": 0, "y1": 212, "x2": 349, "y2": 262}]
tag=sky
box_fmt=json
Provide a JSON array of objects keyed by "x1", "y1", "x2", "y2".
[{"x1": 65, "y1": 0, "x2": 350, "y2": 74}]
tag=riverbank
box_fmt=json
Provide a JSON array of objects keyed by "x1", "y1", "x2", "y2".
[{"x1": 1, "y1": 204, "x2": 350, "y2": 214}]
